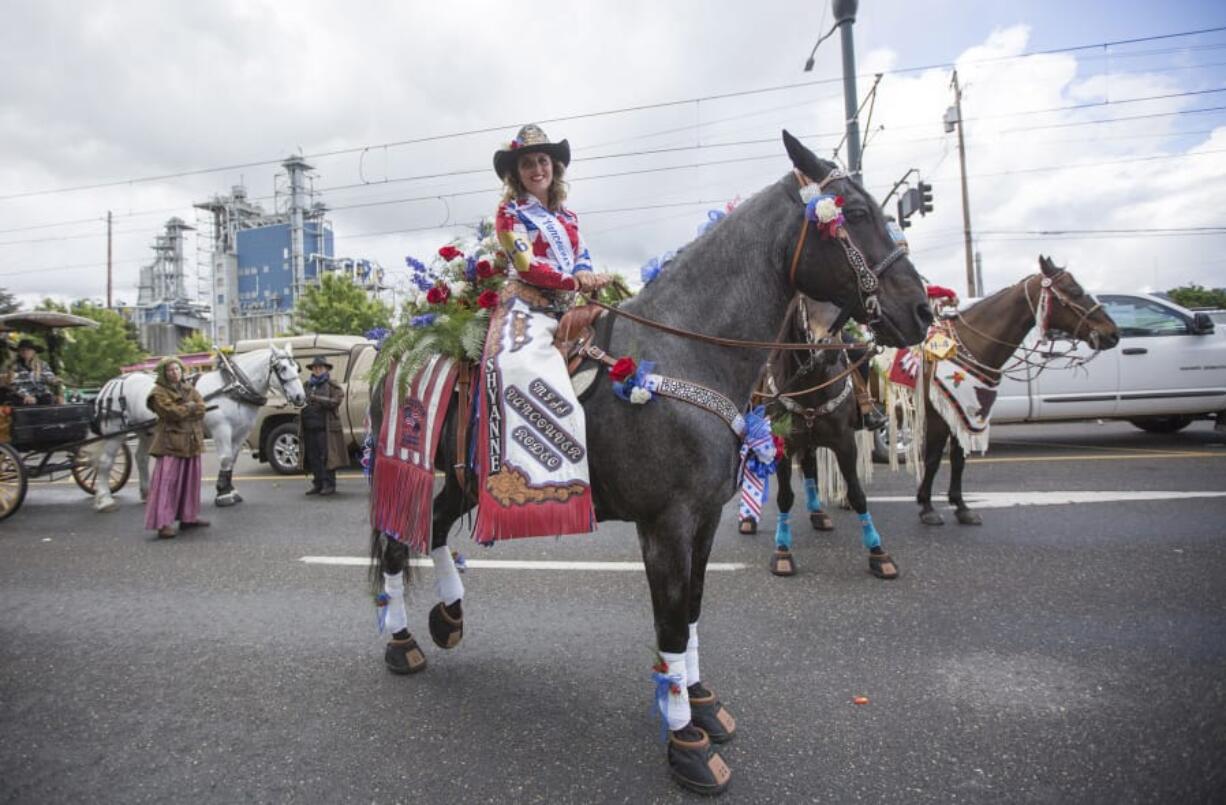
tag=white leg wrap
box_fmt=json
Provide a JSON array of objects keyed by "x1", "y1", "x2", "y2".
[
  {"x1": 660, "y1": 650, "x2": 691, "y2": 731},
  {"x1": 685, "y1": 622, "x2": 700, "y2": 686},
  {"x1": 383, "y1": 571, "x2": 408, "y2": 634},
  {"x1": 430, "y1": 546, "x2": 464, "y2": 605}
]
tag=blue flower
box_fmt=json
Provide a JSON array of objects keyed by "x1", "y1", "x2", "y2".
[
  {"x1": 464, "y1": 256, "x2": 478, "y2": 282},
  {"x1": 410, "y1": 313, "x2": 438, "y2": 328},
  {"x1": 364, "y1": 327, "x2": 391, "y2": 348},
  {"x1": 698, "y1": 209, "x2": 726, "y2": 236},
  {"x1": 405, "y1": 256, "x2": 426, "y2": 273},
  {"x1": 412, "y1": 274, "x2": 434, "y2": 292}
]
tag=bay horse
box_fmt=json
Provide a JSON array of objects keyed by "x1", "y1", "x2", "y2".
[
  {"x1": 370, "y1": 132, "x2": 932, "y2": 795},
  {"x1": 917, "y1": 256, "x2": 1119, "y2": 525},
  {"x1": 90, "y1": 345, "x2": 306, "y2": 511},
  {"x1": 741, "y1": 299, "x2": 899, "y2": 580}
]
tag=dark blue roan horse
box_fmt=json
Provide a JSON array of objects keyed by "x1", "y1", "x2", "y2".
[{"x1": 369, "y1": 132, "x2": 931, "y2": 795}]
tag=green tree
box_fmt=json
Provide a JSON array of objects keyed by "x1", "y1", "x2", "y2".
[
  {"x1": 178, "y1": 331, "x2": 214, "y2": 354},
  {"x1": 1167, "y1": 284, "x2": 1226, "y2": 309},
  {"x1": 0, "y1": 287, "x2": 19, "y2": 314},
  {"x1": 56, "y1": 302, "x2": 147, "y2": 386},
  {"x1": 295, "y1": 273, "x2": 391, "y2": 336}
]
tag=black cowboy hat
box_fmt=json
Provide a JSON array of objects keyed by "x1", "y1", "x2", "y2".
[
  {"x1": 307, "y1": 356, "x2": 333, "y2": 370},
  {"x1": 15, "y1": 338, "x2": 43, "y2": 353},
  {"x1": 493, "y1": 124, "x2": 571, "y2": 181}
]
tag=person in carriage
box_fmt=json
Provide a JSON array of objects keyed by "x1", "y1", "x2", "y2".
[
  {"x1": 473, "y1": 124, "x2": 615, "y2": 540},
  {"x1": 0, "y1": 339, "x2": 64, "y2": 406}
]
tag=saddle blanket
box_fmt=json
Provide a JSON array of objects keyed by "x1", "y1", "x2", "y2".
[
  {"x1": 370, "y1": 356, "x2": 461, "y2": 553},
  {"x1": 474, "y1": 292, "x2": 595, "y2": 542},
  {"x1": 928, "y1": 356, "x2": 998, "y2": 455}
]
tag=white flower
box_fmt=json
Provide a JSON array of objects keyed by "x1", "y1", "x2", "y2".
[
  {"x1": 412, "y1": 290, "x2": 428, "y2": 306},
  {"x1": 446, "y1": 280, "x2": 469, "y2": 297},
  {"x1": 815, "y1": 197, "x2": 840, "y2": 224},
  {"x1": 629, "y1": 386, "x2": 652, "y2": 405}
]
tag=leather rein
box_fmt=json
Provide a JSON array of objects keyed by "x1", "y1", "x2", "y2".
[{"x1": 579, "y1": 169, "x2": 906, "y2": 355}]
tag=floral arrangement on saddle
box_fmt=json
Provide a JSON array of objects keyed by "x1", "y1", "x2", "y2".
[{"x1": 373, "y1": 220, "x2": 635, "y2": 394}]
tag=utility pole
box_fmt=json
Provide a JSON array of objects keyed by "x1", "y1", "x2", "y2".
[
  {"x1": 802, "y1": 0, "x2": 863, "y2": 180},
  {"x1": 833, "y1": 0, "x2": 862, "y2": 181},
  {"x1": 947, "y1": 70, "x2": 975, "y2": 296},
  {"x1": 106, "y1": 210, "x2": 113, "y2": 309}
]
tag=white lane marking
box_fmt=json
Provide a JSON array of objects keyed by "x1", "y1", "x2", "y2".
[
  {"x1": 299, "y1": 556, "x2": 749, "y2": 571},
  {"x1": 865, "y1": 491, "x2": 1226, "y2": 508}
]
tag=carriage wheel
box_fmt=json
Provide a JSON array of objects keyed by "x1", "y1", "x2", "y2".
[
  {"x1": 0, "y1": 443, "x2": 28, "y2": 521},
  {"x1": 71, "y1": 441, "x2": 133, "y2": 495}
]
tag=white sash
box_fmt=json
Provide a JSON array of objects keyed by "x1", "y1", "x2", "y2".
[{"x1": 518, "y1": 202, "x2": 575, "y2": 275}]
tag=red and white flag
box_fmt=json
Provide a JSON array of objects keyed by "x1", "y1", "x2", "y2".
[{"x1": 887, "y1": 347, "x2": 921, "y2": 389}]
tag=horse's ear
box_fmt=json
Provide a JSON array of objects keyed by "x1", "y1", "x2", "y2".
[
  {"x1": 282, "y1": 341, "x2": 293, "y2": 357},
  {"x1": 1039, "y1": 255, "x2": 1057, "y2": 276},
  {"x1": 782, "y1": 130, "x2": 827, "y2": 185}
]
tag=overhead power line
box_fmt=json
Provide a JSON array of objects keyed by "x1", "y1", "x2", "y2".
[{"x1": 2, "y1": 24, "x2": 1224, "y2": 203}]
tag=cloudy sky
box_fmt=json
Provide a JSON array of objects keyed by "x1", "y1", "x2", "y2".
[{"x1": 2, "y1": 0, "x2": 1224, "y2": 313}]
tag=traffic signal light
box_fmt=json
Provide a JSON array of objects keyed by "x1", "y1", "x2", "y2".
[
  {"x1": 896, "y1": 198, "x2": 912, "y2": 229},
  {"x1": 917, "y1": 181, "x2": 934, "y2": 216}
]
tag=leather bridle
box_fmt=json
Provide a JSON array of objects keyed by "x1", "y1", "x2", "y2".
[{"x1": 787, "y1": 168, "x2": 910, "y2": 340}]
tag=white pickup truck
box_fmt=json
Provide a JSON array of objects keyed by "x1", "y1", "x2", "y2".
[{"x1": 991, "y1": 292, "x2": 1226, "y2": 433}]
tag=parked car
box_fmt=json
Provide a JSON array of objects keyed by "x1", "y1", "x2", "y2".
[
  {"x1": 873, "y1": 291, "x2": 1225, "y2": 461},
  {"x1": 236, "y1": 334, "x2": 376, "y2": 474}
]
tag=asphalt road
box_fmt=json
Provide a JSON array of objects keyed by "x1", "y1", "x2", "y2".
[{"x1": 2, "y1": 421, "x2": 1224, "y2": 803}]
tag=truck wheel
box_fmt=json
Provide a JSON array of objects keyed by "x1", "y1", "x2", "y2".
[
  {"x1": 265, "y1": 422, "x2": 301, "y2": 475},
  {"x1": 871, "y1": 405, "x2": 912, "y2": 464},
  {"x1": 1129, "y1": 416, "x2": 1194, "y2": 434}
]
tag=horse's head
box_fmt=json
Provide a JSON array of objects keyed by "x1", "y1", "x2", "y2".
[
  {"x1": 782, "y1": 130, "x2": 931, "y2": 348},
  {"x1": 270, "y1": 343, "x2": 307, "y2": 406},
  {"x1": 1034, "y1": 256, "x2": 1120, "y2": 351}
]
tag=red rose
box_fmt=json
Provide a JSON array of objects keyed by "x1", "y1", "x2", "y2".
[
  {"x1": 772, "y1": 434, "x2": 786, "y2": 458},
  {"x1": 438, "y1": 245, "x2": 463, "y2": 261},
  {"x1": 426, "y1": 285, "x2": 449, "y2": 305},
  {"x1": 834, "y1": 195, "x2": 845, "y2": 206},
  {"x1": 476, "y1": 259, "x2": 495, "y2": 278},
  {"x1": 609, "y1": 356, "x2": 637, "y2": 382},
  {"x1": 477, "y1": 290, "x2": 499, "y2": 309}
]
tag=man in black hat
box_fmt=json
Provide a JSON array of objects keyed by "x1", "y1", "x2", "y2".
[
  {"x1": 1, "y1": 339, "x2": 62, "y2": 406},
  {"x1": 299, "y1": 355, "x2": 347, "y2": 495}
]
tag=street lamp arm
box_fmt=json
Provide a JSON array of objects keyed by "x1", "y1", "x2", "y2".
[{"x1": 803, "y1": 21, "x2": 842, "y2": 71}]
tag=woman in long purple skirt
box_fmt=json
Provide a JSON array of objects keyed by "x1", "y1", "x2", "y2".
[{"x1": 144, "y1": 357, "x2": 208, "y2": 539}]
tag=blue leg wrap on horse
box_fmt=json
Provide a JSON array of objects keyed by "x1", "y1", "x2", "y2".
[
  {"x1": 775, "y1": 511, "x2": 793, "y2": 550},
  {"x1": 804, "y1": 477, "x2": 822, "y2": 512},
  {"x1": 859, "y1": 512, "x2": 882, "y2": 551}
]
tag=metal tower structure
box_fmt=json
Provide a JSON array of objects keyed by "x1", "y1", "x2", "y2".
[{"x1": 134, "y1": 217, "x2": 210, "y2": 355}]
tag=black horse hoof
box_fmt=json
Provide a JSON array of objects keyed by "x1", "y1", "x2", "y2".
[
  {"x1": 868, "y1": 552, "x2": 899, "y2": 580},
  {"x1": 689, "y1": 684, "x2": 736, "y2": 744},
  {"x1": 738, "y1": 518, "x2": 757, "y2": 536},
  {"x1": 919, "y1": 510, "x2": 944, "y2": 526},
  {"x1": 384, "y1": 635, "x2": 428, "y2": 674},
  {"x1": 668, "y1": 728, "x2": 731, "y2": 796},
  {"x1": 955, "y1": 509, "x2": 982, "y2": 526},
  {"x1": 809, "y1": 511, "x2": 834, "y2": 531},
  {"x1": 428, "y1": 600, "x2": 464, "y2": 649},
  {"x1": 769, "y1": 549, "x2": 796, "y2": 577}
]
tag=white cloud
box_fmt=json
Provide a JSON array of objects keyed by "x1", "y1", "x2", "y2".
[{"x1": 1, "y1": 4, "x2": 1223, "y2": 315}]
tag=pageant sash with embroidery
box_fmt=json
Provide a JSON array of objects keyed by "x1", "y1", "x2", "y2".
[
  {"x1": 517, "y1": 203, "x2": 576, "y2": 275},
  {"x1": 928, "y1": 356, "x2": 999, "y2": 455},
  {"x1": 370, "y1": 356, "x2": 461, "y2": 553},
  {"x1": 473, "y1": 292, "x2": 595, "y2": 542}
]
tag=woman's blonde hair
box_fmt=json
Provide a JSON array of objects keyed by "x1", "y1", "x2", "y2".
[{"x1": 500, "y1": 157, "x2": 568, "y2": 210}]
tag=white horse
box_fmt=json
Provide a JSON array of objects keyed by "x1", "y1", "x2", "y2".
[{"x1": 90, "y1": 345, "x2": 306, "y2": 512}]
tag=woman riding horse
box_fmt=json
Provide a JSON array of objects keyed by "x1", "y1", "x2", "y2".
[{"x1": 371, "y1": 130, "x2": 934, "y2": 796}]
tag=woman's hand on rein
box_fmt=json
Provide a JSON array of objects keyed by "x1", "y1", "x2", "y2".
[{"x1": 576, "y1": 272, "x2": 614, "y2": 294}]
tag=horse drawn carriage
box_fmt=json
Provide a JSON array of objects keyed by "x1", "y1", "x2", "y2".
[{"x1": 0, "y1": 312, "x2": 133, "y2": 521}]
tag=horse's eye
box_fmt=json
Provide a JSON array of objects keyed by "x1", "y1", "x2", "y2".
[{"x1": 844, "y1": 208, "x2": 869, "y2": 222}]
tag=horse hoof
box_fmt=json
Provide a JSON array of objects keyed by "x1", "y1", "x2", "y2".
[
  {"x1": 689, "y1": 684, "x2": 736, "y2": 744},
  {"x1": 384, "y1": 635, "x2": 428, "y2": 675},
  {"x1": 668, "y1": 728, "x2": 732, "y2": 796},
  {"x1": 427, "y1": 600, "x2": 463, "y2": 649},
  {"x1": 95, "y1": 499, "x2": 118, "y2": 513},
  {"x1": 955, "y1": 509, "x2": 982, "y2": 526},
  {"x1": 139, "y1": 491, "x2": 148, "y2": 503},
  {"x1": 809, "y1": 511, "x2": 834, "y2": 531},
  {"x1": 869, "y1": 552, "x2": 899, "y2": 580},
  {"x1": 769, "y1": 549, "x2": 796, "y2": 577},
  {"x1": 215, "y1": 496, "x2": 236, "y2": 508},
  {"x1": 920, "y1": 510, "x2": 944, "y2": 526},
  {"x1": 738, "y1": 518, "x2": 757, "y2": 536}
]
